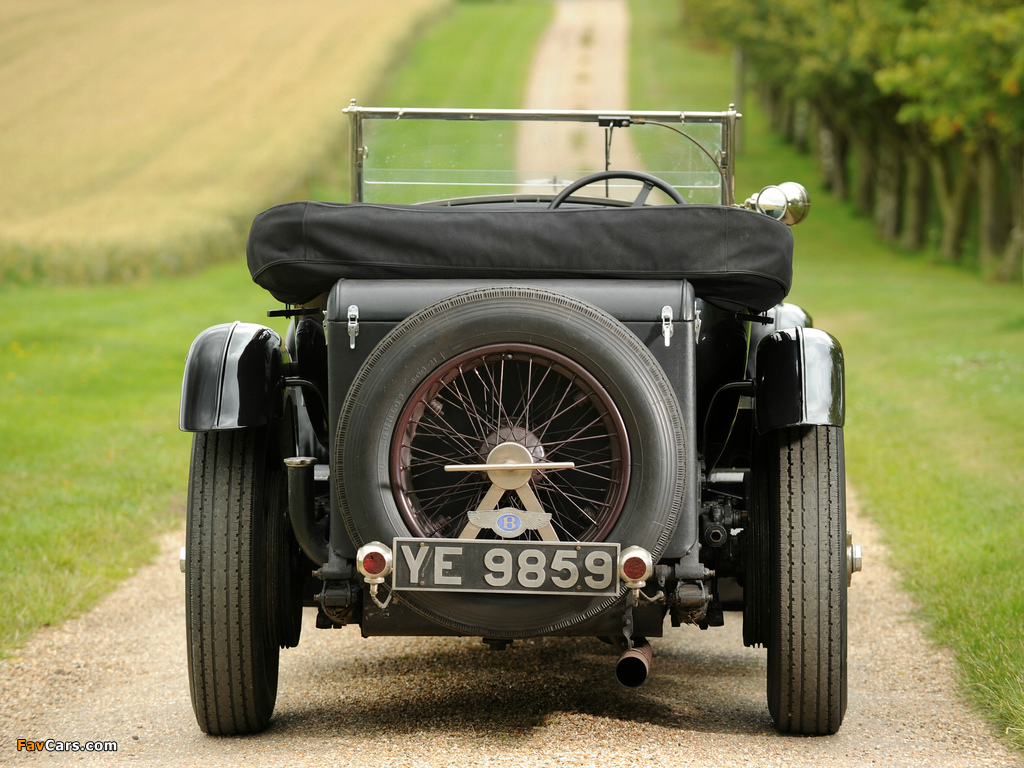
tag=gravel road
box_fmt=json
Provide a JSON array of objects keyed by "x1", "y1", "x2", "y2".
[
  {"x1": 517, "y1": 0, "x2": 643, "y2": 179},
  {"x1": 2, "y1": 2, "x2": 1021, "y2": 765},
  {"x1": 2, "y1": 489, "x2": 1019, "y2": 766}
]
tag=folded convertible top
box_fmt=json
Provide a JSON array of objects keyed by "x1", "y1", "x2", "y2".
[{"x1": 247, "y1": 201, "x2": 793, "y2": 312}]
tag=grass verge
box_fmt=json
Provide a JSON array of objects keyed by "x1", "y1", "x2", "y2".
[
  {"x1": 0, "y1": 0, "x2": 552, "y2": 654},
  {"x1": 0, "y1": 265, "x2": 279, "y2": 650},
  {"x1": 630, "y1": 0, "x2": 1024, "y2": 749}
]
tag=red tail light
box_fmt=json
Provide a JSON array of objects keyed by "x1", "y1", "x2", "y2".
[
  {"x1": 362, "y1": 551, "x2": 387, "y2": 576},
  {"x1": 356, "y1": 542, "x2": 393, "y2": 581},
  {"x1": 622, "y1": 556, "x2": 649, "y2": 581},
  {"x1": 618, "y1": 545, "x2": 653, "y2": 588}
]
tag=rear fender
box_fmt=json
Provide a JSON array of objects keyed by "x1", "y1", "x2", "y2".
[
  {"x1": 746, "y1": 301, "x2": 813, "y2": 379},
  {"x1": 754, "y1": 326, "x2": 844, "y2": 433},
  {"x1": 179, "y1": 322, "x2": 283, "y2": 432}
]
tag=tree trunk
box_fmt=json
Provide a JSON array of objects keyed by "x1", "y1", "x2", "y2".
[
  {"x1": 816, "y1": 107, "x2": 849, "y2": 201},
  {"x1": 792, "y1": 99, "x2": 810, "y2": 154},
  {"x1": 762, "y1": 85, "x2": 784, "y2": 133},
  {"x1": 977, "y1": 135, "x2": 1011, "y2": 277},
  {"x1": 851, "y1": 133, "x2": 877, "y2": 217},
  {"x1": 999, "y1": 142, "x2": 1023, "y2": 283},
  {"x1": 930, "y1": 145, "x2": 975, "y2": 263},
  {"x1": 776, "y1": 97, "x2": 795, "y2": 142},
  {"x1": 874, "y1": 131, "x2": 905, "y2": 244},
  {"x1": 901, "y1": 146, "x2": 930, "y2": 251}
]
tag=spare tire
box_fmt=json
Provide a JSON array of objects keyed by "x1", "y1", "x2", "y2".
[{"x1": 335, "y1": 286, "x2": 685, "y2": 637}]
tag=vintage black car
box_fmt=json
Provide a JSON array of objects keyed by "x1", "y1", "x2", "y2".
[{"x1": 179, "y1": 103, "x2": 861, "y2": 736}]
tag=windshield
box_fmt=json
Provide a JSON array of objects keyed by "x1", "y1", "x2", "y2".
[{"x1": 345, "y1": 105, "x2": 738, "y2": 206}]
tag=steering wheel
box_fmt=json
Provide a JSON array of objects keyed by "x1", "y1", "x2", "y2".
[{"x1": 548, "y1": 170, "x2": 687, "y2": 208}]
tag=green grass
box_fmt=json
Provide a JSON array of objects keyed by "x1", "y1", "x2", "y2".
[
  {"x1": 0, "y1": 0, "x2": 552, "y2": 654},
  {"x1": 629, "y1": 0, "x2": 1024, "y2": 748},
  {"x1": 0, "y1": 265, "x2": 281, "y2": 650}
]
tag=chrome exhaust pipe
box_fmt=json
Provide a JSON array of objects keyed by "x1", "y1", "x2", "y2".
[{"x1": 615, "y1": 640, "x2": 652, "y2": 688}]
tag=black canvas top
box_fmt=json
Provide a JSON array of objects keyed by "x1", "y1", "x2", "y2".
[{"x1": 247, "y1": 201, "x2": 793, "y2": 311}]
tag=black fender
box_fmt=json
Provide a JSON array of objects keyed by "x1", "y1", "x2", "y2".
[
  {"x1": 179, "y1": 322, "x2": 283, "y2": 432},
  {"x1": 754, "y1": 326, "x2": 844, "y2": 433},
  {"x1": 746, "y1": 301, "x2": 813, "y2": 379}
]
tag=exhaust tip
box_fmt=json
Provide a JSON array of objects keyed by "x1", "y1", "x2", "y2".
[{"x1": 615, "y1": 641, "x2": 652, "y2": 688}]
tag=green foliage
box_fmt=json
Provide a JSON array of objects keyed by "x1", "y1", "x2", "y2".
[
  {"x1": 638, "y1": 0, "x2": 1024, "y2": 747},
  {"x1": 685, "y1": 0, "x2": 1024, "y2": 275},
  {"x1": 876, "y1": 1, "x2": 1024, "y2": 144},
  {"x1": 688, "y1": 0, "x2": 1023, "y2": 140},
  {"x1": 685, "y1": 0, "x2": 807, "y2": 90},
  {"x1": 683, "y1": 0, "x2": 902, "y2": 106}
]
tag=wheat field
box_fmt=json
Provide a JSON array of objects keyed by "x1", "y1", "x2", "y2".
[{"x1": 0, "y1": 0, "x2": 448, "y2": 282}]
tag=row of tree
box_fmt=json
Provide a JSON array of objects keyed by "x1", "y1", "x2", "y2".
[{"x1": 688, "y1": 0, "x2": 1024, "y2": 280}]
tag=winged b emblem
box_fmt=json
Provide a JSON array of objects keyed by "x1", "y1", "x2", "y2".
[{"x1": 468, "y1": 508, "x2": 553, "y2": 539}]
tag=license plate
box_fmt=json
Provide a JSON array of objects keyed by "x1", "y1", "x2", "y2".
[{"x1": 391, "y1": 538, "x2": 620, "y2": 597}]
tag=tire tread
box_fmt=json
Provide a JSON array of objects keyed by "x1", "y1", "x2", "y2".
[
  {"x1": 186, "y1": 430, "x2": 278, "y2": 736},
  {"x1": 767, "y1": 425, "x2": 847, "y2": 735}
]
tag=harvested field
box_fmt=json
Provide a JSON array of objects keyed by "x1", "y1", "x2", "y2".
[{"x1": 0, "y1": 0, "x2": 448, "y2": 282}]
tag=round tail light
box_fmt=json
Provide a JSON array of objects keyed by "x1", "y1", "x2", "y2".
[
  {"x1": 623, "y1": 556, "x2": 649, "y2": 581},
  {"x1": 363, "y1": 551, "x2": 387, "y2": 576},
  {"x1": 356, "y1": 542, "x2": 393, "y2": 581},
  {"x1": 618, "y1": 545, "x2": 653, "y2": 589}
]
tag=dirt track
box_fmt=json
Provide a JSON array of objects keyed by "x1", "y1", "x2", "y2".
[
  {"x1": 1, "y1": 2, "x2": 1022, "y2": 766},
  {"x1": 1, "y1": 488, "x2": 1019, "y2": 766},
  {"x1": 515, "y1": 0, "x2": 643, "y2": 200}
]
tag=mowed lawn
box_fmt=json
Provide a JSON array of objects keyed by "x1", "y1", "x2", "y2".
[
  {"x1": 0, "y1": 0, "x2": 448, "y2": 282},
  {"x1": 0, "y1": 0, "x2": 552, "y2": 653}
]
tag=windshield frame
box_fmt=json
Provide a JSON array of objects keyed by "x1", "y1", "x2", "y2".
[{"x1": 344, "y1": 101, "x2": 740, "y2": 206}]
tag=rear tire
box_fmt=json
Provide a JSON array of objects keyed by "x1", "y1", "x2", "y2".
[
  {"x1": 185, "y1": 428, "x2": 281, "y2": 735},
  {"x1": 336, "y1": 286, "x2": 686, "y2": 638},
  {"x1": 764, "y1": 425, "x2": 847, "y2": 735}
]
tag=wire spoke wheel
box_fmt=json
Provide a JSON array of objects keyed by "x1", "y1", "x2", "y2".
[
  {"x1": 336, "y1": 287, "x2": 685, "y2": 637},
  {"x1": 391, "y1": 344, "x2": 630, "y2": 541}
]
